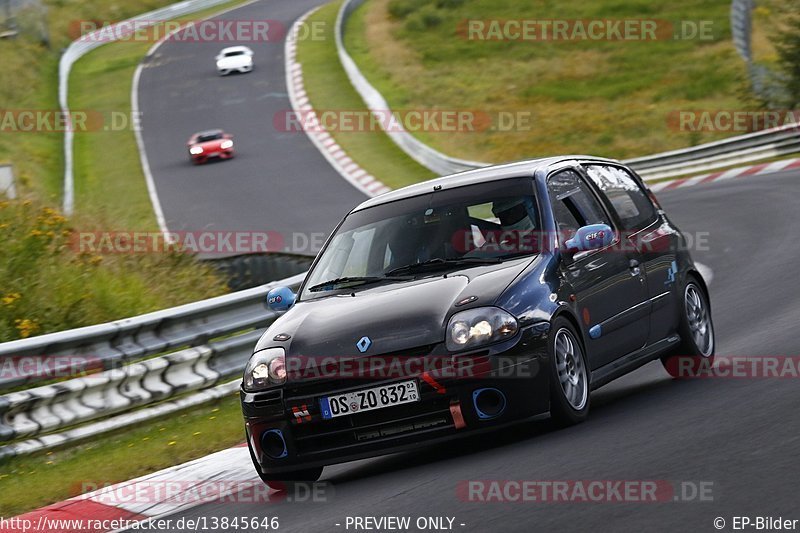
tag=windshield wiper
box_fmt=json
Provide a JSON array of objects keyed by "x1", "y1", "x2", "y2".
[
  {"x1": 385, "y1": 257, "x2": 502, "y2": 277},
  {"x1": 307, "y1": 275, "x2": 411, "y2": 293}
]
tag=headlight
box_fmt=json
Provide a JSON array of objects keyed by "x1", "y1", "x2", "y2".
[
  {"x1": 189, "y1": 146, "x2": 203, "y2": 155},
  {"x1": 243, "y1": 347, "x2": 286, "y2": 391},
  {"x1": 446, "y1": 307, "x2": 518, "y2": 352},
  {"x1": 220, "y1": 140, "x2": 233, "y2": 149}
]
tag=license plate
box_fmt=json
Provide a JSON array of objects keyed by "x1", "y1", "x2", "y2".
[
  {"x1": 319, "y1": 380, "x2": 419, "y2": 419},
  {"x1": 208, "y1": 151, "x2": 220, "y2": 157}
]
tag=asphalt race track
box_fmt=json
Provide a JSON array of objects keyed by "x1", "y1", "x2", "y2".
[
  {"x1": 137, "y1": 0, "x2": 366, "y2": 251},
  {"x1": 117, "y1": 169, "x2": 800, "y2": 532},
  {"x1": 136, "y1": 1, "x2": 800, "y2": 530}
]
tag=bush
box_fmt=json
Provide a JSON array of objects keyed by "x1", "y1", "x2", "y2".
[
  {"x1": 387, "y1": 0, "x2": 429, "y2": 19},
  {"x1": 405, "y1": 5, "x2": 443, "y2": 31},
  {"x1": 0, "y1": 198, "x2": 228, "y2": 342},
  {"x1": 773, "y1": 14, "x2": 800, "y2": 108},
  {"x1": 436, "y1": 0, "x2": 465, "y2": 8}
]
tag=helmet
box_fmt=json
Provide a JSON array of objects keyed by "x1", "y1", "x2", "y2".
[{"x1": 491, "y1": 197, "x2": 535, "y2": 232}]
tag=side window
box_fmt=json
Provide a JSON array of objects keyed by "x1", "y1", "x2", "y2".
[
  {"x1": 584, "y1": 165, "x2": 657, "y2": 231},
  {"x1": 547, "y1": 169, "x2": 611, "y2": 236}
]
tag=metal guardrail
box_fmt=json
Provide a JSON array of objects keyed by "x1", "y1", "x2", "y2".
[
  {"x1": 625, "y1": 123, "x2": 800, "y2": 180},
  {"x1": 336, "y1": 0, "x2": 799, "y2": 182},
  {"x1": 59, "y1": 0, "x2": 229, "y2": 215},
  {"x1": 0, "y1": 273, "x2": 304, "y2": 459},
  {"x1": 335, "y1": 0, "x2": 487, "y2": 176},
  {"x1": 730, "y1": 0, "x2": 754, "y2": 63}
]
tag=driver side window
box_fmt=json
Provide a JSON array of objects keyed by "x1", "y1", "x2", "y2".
[{"x1": 547, "y1": 169, "x2": 611, "y2": 237}]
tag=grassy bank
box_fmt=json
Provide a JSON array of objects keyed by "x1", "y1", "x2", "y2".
[
  {"x1": 0, "y1": 1, "x2": 273, "y2": 339},
  {"x1": 0, "y1": 0, "x2": 181, "y2": 201},
  {"x1": 0, "y1": 198, "x2": 226, "y2": 341},
  {"x1": 297, "y1": 1, "x2": 433, "y2": 190},
  {"x1": 344, "y1": 0, "x2": 774, "y2": 164},
  {"x1": 0, "y1": 393, "x2": 244, "y2": 516}
]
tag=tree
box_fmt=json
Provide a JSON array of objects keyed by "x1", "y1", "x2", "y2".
[{"x1": 773, "y1": 13, "x2": 800, "y2": 109}]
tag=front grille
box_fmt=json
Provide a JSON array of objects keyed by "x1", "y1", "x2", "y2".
[
  {"x1": 284, "y1": 344, "x2": 440, "y2": 397},
  {"x1": 252, "y1": 389, "x2": 282, "y2": 409},
  {"x1": 292, "y1": 396, "x2": 454, "y2": 454}
]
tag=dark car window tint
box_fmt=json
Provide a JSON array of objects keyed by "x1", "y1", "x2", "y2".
[
  {"x1": 584, "y1": 165, "x2": 657, "y2": 231},
  {"x1": 547, "y1": 170, "x2": 610, "y2": 236},
  {"x1": 198, "y1": 132, "x2": 222, "y2": 142}
]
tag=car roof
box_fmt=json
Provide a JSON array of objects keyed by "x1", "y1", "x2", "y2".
[
  {"x1": 351, "y1": 155, "x2": 621, "y2": 212},
  {"x1": 219, "y1": 46, "x2": 250, "y2": 53},
  {"x1": 193, "y1": 129, "x2": 224, "y2": 138}
]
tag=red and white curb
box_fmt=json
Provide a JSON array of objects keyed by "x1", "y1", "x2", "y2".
[
  {"x1": 648, "y1": 157, "x2": 800, "y2": 193},
  {"x1": 284, "y1": 8, "x2": 391, "y2": 198},
  {"x1": 2, "y1": 445, "x2": 263, "y2": 533}
]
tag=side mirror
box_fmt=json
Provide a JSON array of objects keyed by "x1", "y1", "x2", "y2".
[
  {"x1": 266, "y1": 286, "x2": 296, "y2": 312},
  {"x1": 564, "y1": 223, "x2": 614, "y2": 254}
]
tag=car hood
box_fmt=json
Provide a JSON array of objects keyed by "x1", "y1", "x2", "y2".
[
  {"x1": 257, "y1": 257, "x2": 533, "y2": 360},
  {"x1": 217, "y1": 55, "x2": 251, "y2": 68}
]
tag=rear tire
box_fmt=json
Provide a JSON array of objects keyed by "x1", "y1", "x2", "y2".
[
  {"x1": 247, "y1": 439, "x2": 323, "y2": 491},
  {"x1": 548, "y1": 317, "x2": 590, "y2": 427},
  {"x1": 661, "y1": 276, "x2": 715, "y2": 378}
]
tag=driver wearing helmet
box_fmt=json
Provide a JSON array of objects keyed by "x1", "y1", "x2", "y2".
[
  {"x1": 491, "y1": 197, "x2": 536, "y2": 233},
  {"x1": 465, "y1": 197, "x2": 538, "y2": 257}
]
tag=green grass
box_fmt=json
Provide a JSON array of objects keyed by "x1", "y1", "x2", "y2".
[
  {"x1": 0, "y1": 198, "x2": 227, "y2": 341},
  {"x1": 70, "y1": 0, "x2": 249, "y2": 228},
  {"x1": 344, "y1": 0, "x2": 768, "y2": 165},
  {"x1": 297, "y1": 1, "x2": 434, "y2": 190},
  {"x1": 0, "y1": 393, "x2": 244, "y2": 516},
  {"x1": 0, "y1": 0, "x2": 184, "y2": 201}
]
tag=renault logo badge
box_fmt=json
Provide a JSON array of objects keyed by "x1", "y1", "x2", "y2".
[{"x1": 356, "y1": 336, "x2": 372, "y2": 353}]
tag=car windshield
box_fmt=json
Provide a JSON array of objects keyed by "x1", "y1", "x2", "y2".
[
  {"x1": 224, "y1": 50, "x2": 245, "y2": 57},
  {"x1": 197, "y1": 132, "x2": 223, "y2": 142},
  {"x1": 302, "y1": 177, "x2": 540, "y2": 298}
]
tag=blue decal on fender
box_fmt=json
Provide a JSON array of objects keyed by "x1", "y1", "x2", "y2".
[
  {"x1": 665, "y1": 260, "x2": 678, "y2": 287},
  {"x1": 589, "y1": 325, "x2": 602, "y2": 339}
]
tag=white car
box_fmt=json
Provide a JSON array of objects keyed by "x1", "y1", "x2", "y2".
[{"x1": 215, "y1": 46, "x2": 254, "y2": 75}]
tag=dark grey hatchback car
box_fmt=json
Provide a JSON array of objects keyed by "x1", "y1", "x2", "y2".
[{"x1": 241, "y1": 156, "x2": 715, "y2": 488}]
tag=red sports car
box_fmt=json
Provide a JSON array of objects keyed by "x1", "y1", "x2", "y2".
[{"x1": 187, "y1": 129, "x2": 234, "y2": 164}]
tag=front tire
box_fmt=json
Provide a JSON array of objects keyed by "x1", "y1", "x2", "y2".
[
  {"x1": 548, "y1": 317, "x2": 590, "y2": 427},
  {"x1": 661, "y1": 276, "x2": 715, "y2": 378}
]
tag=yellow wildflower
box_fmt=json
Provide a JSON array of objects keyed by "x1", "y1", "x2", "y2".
[
  {"x1": 14, "y1": 319, "x2": 40, "y2": 338},
  {"x1": 2, "y1": 293, "x2": 21, "y2": 305}
]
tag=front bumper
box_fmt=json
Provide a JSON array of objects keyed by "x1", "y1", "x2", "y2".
[
  {"x1": 190, "y1": 149, "x2": 233, "y2": 163},
  {"x1": 218, "y1": 64, "x2": 253, "y2": 75},
  {"x1": 242, "y1": 323, "x2": 551, "y2": 474}
]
